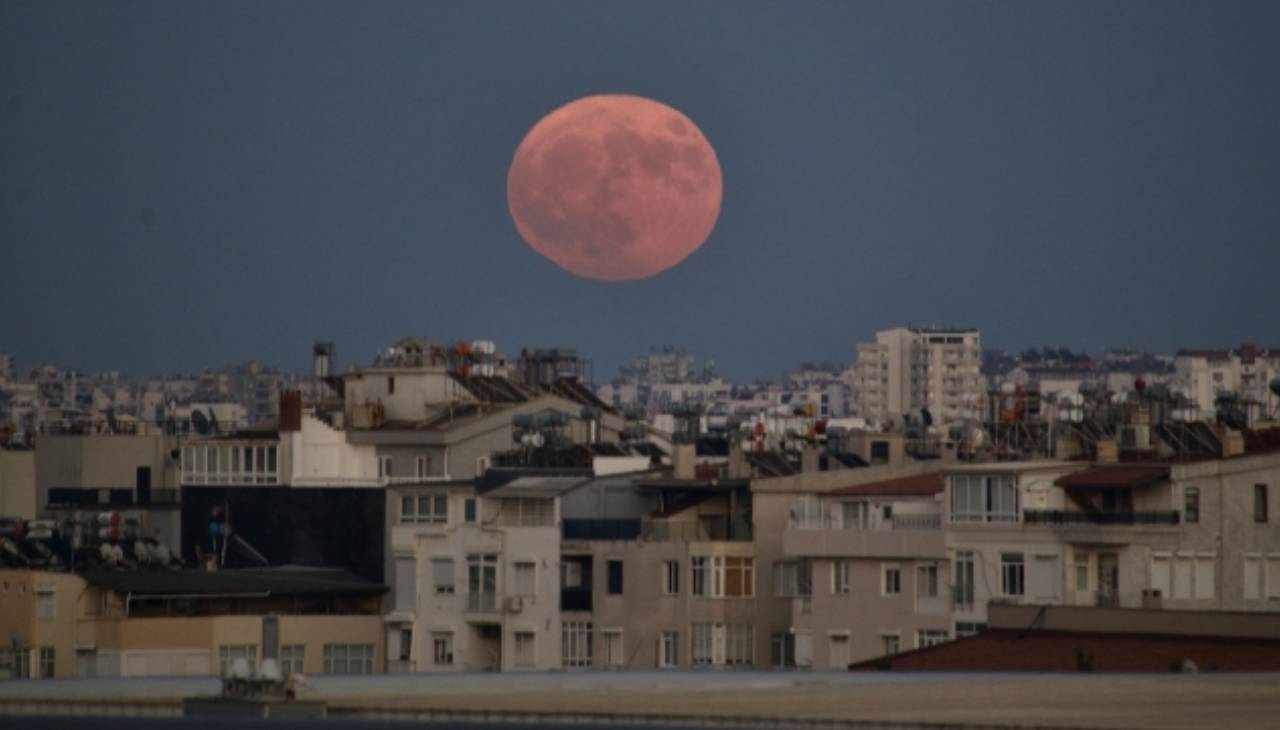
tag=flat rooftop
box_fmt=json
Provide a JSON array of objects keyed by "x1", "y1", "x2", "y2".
[{"x1": 3, "y1": 672, "x2": 1278, "y2": 729}]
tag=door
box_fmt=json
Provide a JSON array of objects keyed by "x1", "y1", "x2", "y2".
[
  {"x1": 135, "y1": 466, "x2": 151, "y2": 505},
  {"x1": 261, "y1": 615, "x2": 279, "y2": 660},
  {"x1": 1097, "y1": 554, "x2": 1119, "y2": 607}
]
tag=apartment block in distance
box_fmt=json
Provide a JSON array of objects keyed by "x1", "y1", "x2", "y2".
[{"x1": 854, "y1": 326, "x2": 985, "y2": 425}]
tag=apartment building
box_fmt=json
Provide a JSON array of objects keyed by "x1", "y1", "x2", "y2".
[
  {"x1": 0, "y1": 566, "x2": 384, "y2": 679},
  {"x1": 179, "y1": 394, "x2": 386, "y2": 580},
  {"x1": 943, "y1": 453, "x2": 1280, "y2": 633},
  {"x1": 1175, "y1": 346, "x2": 1280, "y2": 424},
  {"x1": 559, "y1": 474, "x2": 757, "y2": 670},
  {"x1": 781, "y1": 472, "x2": 949, "y2": 668},
  {"x1": 854, "y1": 327, "x2": 985, "y2": 426},
  {"x1": 384, "y1": 475, "x2": 566, "y2": 673}
]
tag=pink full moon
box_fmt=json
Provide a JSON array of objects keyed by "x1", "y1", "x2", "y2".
[{"x1": 507, "y1": 94, "x2": 723, "y2": 281}]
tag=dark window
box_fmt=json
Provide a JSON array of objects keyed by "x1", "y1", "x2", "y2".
[
  {"x1": 606, "y1": 560, "x2": 624, "y2": 595},
  {"x1": 1256, "y1": 485, "x2": 1269, "y2": 523},
  {"x1": 870, "y1": 441, "x2": 890, "y2": 464},
  {"x1": 1184, "y1": 487, "x2": 1200, "y2": 524},
  {"x1": 464, "y1": 498, "x2": 477, "y2": 523},
  {"x1": 388, "y1": 376, "x2": 396, "y2": 394}
]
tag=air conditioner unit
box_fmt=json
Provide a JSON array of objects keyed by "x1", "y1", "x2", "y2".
[{"x1": 504, "y1": 596, "x2": 523, "y2": 613}]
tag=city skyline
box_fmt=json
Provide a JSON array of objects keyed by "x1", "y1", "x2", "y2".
[{"x1": 4, "y1": 1, "x2": 1279, "y2": 382}]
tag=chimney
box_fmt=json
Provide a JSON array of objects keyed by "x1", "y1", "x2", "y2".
[
  {"x1": 800, "y1": 445, "x2": 820, "y2": 474},
  {"x1": 279, "y1": 391, "x2": 302, "y2": 432},
  {"x1": 673, "y1": 443, "x2": 695, "y2": 480},
  {"x1": 313, "y1": 341, "x2": 335, "y2": 378},
  {"x1": 1096, "y1": 438, "x2": 1119, "y2": 463}
]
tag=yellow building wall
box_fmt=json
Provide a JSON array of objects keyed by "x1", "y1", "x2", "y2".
[
  {"x1": 0, "y1": 450, "x2": 36, "y2": 520},
  {"x1": 0, "y1": 569, "x2": 86, "y2": 678}
]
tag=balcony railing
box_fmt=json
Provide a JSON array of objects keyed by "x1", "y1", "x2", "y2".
[
  {"x1": 561, "y1": 589, "x2": 592, "y2": 612},
  {"x1": 466, "y1": 591, "x2": 500, "y2": 612},
  {"x1": 788, "y1": 514, "x2": 942, "y2": 531},
  {"x1": 1023, "y1": 510, "x2": 1180, "y2": 526},
  {"x1": 562, "y1": 518, "x2": 753, "y2": 542}
]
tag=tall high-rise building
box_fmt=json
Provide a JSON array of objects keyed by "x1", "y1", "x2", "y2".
[{"x1": 854, "y1": 327, "x2": 984, "y2": 424}]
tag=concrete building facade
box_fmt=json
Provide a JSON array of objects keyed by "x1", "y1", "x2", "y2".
[{"x1": 854, "y1": 327, "x2": 985, "y2": 426}]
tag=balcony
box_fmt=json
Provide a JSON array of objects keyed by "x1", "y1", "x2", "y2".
[
  {"x1": 466, "y1": 591, "x2": 500, "y2": 614},
  {"x1": 561, "y1": 588, "x2": 592, "y2": 613},
  {"x1": 782, "y1": 517, "x2": 945, "y2": 559},
  {"x1": 1023, "y1": 510, "x2": 1180, "y2": 526}
]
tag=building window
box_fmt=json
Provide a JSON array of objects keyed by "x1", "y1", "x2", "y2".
[
  {"x1": 663, "y1": 561, "x2": 679, "y2": 595},
  {"x1": 279, "y1": 645, "x2": 305, "y2": 675},
  {"x1": 691, "y1": 623, "x2": 713, "y2": 666},
  {"x1": 1244, "y1": 554, "x2": 1263, "y2": 600},
  {"x1": 1256, "y1": 484, "x2": 1269, "y2": 523},
  {"x1": 880, "y1": 634, "x2": 900, "y2": 656},
  {"x1": 398, "y1": 629, "x2": 413, "y2": 662},
  {"x1": 603, "y1": 629, "x2": 624, "y2": 668},
  {"x1": 323, "y1": 644, "x2": 374, "y2": 674},
  {"x1": 35, "y1": 587, "x2": 54, "y2": 620},
  {"x1": 659, "y1": 631, "x2": 679, "y2": 668},
  {"x1": 464, "y1": 498, "x2": 477, "y2": 523},
  {"x1": 39, "y1": 647, "x2": 55, "y2": 678},
  {"x1": 1001, "y1": 553, "x2": 1025, "y2": 596},
  {"x1": 514, "y1": 561, "x2": 536, "y2": 597},
  {"x1": 467, "y1": 554, "x2": 498, "y2": 610},
  {"x1": 954, "y1": 622, "x2": 987, "y2": 638},
  {"x1": 431, "y1": 557, "x2": 455, "y2": 594},
  {"x1": 378, "y1": 456, "x2": 393, "y2": 481},
  {"x1": 514, "y1": 632, "x2": 536, "y2": 668},
  {"x1": 401, "y1": 494, "x2": 447, "y2": 524},
  {"x1": 415, "y1": 456, "x2": 429, "y2": 479},
  {"x1": 841, "y1": 501, "x2": 871, "y2": 529},
  {"x1": 953, "y1": 551, "x2": 975, "y2": 609},
  {"x1": 950, "y1": 474, "x2": 1018, "y2": 522},
  {"x1": 387, "y1": 376, "x2": 395, "y2": 394},
  {"x1": 773, "y1": 561, "x2": 799, "y2": 597},
  {"x1": 562, "y1": 621, "x2": 593, "y2": 668},
  {"x1": 917, "y1": 564, "x2": 939, "y2": 598},
  {"x1": 725, "y1": 624, "x2": 754, "y2": 666},
  {"x1": 833, "y1": 561, "x2": 851, "y2": 594},
  {"x1": 432, "y1": 632, "x2": 453, "y2": 666},
  {"x1": 691, "y1": 557, "x2": 709, "y2": 596},
  {"x1": 916, "y1": 630, "x2": 948, "y2": 649},
  {"x1": 882, "y1": 564, "x2": 901, "y2": 595},
  {"x1": 719, "y1": 557, "x2": 754, "y2": 598},
  {"x1": 1184, "y1": 487, "x2": 1200, "y2": 524},
  {"x1": 1075, "y1": 555, "x2": 1090, "y2": 592},
  {"x1": 770, "y1": 633, "x2": 796, "y2": 668},
  {"x1": 606, "y1": 560, "x2": 624, "y2": 595},
  {"x1": 219, "y1": 645, "x2": 257, "y2": 676},
  {"x1": 828, "y1": 634, "x2": 850, "y2": 669}
]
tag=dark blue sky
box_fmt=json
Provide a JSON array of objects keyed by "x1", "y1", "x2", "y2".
[{"x1": 2, "y1": 0, "x2": 1278, "y2": 381}]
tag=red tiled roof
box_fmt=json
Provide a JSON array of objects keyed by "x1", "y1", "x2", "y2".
[
  {"x1": 830, "y1": 472, "x2": 943, "y2": 497},
  {"x1": 1055, "y1": 465, "x2": 1169, "y2": 489},
  {"x1": 1175, "y1": 349, "x2": 1232, "y2": 360},
  {"x1": 852, "y1": 629, "x2": 1280, "y2": 672}
]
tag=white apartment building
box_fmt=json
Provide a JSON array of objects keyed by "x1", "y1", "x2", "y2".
[
  {"x1": 1174, "y1": 347, "x2": 1280, "y2": 424},
  {"x1": 385, "y1": 477, "x2": 571, "y2": 672},
  {"x1": 854, "y1": 327, "x2": 985, "y2": 426}
]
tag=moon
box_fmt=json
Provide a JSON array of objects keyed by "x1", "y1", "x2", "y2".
[{"x1": 507, "y1": 95, "x2": 722, "y2": 281}]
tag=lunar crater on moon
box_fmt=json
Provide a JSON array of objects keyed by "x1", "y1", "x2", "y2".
[{"x1": 507, "y1": 95, "x2": 723, "y2": 281}]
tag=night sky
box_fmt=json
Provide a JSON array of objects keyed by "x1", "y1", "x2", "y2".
[{"x1": 2, "y1": 1, "x2": 1279, "y2": 381}]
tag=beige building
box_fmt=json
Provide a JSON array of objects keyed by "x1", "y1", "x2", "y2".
[
  {"x1": 560, "y1": 475, "x2": 758, "y2": 670},
  {"x1": 386, "y1": 477, "x2": 567, "y2": 673},
  {"x1": 854, "y1": 327, "x2": 985, "y2": 425},
  {"x1": 34, "y1": 432, "x2": 180, "y2": 517},
  {"x1": 944, "y1": 453, "x2": 1280, "y2": 632},
  {"x1": 781, "y1": 472, "x2": 949, "y2": 668},
  {"x1": 0, "y1": 567, "x2": 384, "y2": 679},
  {"x1": 0, "y1": 448, "x2": 36, "y2": 519}
]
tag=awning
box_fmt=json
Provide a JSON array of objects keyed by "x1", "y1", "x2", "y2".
[{"x1": 1055, "y1": 465, "x2": 1170, "y2": 489}]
